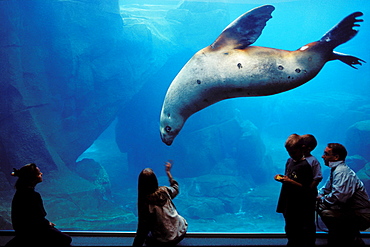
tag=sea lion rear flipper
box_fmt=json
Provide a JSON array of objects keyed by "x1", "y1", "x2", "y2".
[
  {"x1": 211, "y1": 5, "x2": 275, "y2": 50},
  {"x1": 320, "y1": 12, "x2": 363, "y2": 48},
  {"x1": 331, "y1": 51, "x2": 366, "y2": 69}
]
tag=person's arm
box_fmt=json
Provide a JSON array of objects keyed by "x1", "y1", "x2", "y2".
[
  {"x1": 29, "y1": 191, "x2": 51, "y2": 228},
  {"x1": 165, "y1": 160, "x2": 174, "y2": 182},
  {"x1": 322, "y1": 169, "x2": 355, "y2": 205},
  {"x1": 318, "y1": 177, "x2": 331, "y2": 197},
  {"x1": 274, "y1": 158, "x2": 302, "y2": 187},
  {"x1": 165, "y1": 160, "x2": 179, "y2": 198},
  {"x1": 274, "y1": 174, "x2": 302, "y2": 187}
]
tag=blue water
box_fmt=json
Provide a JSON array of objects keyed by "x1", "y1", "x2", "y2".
[
  {"x1": 74, "y1": 0, "x2": 370, "y2": 232},
  {"x1": 2, "y1": 0, "x2": 368, "y2": 233}
]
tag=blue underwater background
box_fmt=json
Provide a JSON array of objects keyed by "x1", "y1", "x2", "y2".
[{"x1": 0, "y1": 0, "x2": 370, "y2": 233}]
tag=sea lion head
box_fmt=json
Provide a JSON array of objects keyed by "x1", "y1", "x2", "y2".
[{"x1": 159, "y1": 109, "x2": 185, "y2": 146}]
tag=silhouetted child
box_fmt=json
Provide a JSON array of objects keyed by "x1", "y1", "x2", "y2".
[
  {"x1": 275, "y1": 134, "x2": 317, "y2": 247},
  {"x1": 301, "y1": 134, "x2": 323, "y2": 189},
  {"x1": 133, "y1": 161, "x2": 187, "y2": 246},
  {"x1": 5, "y1": 163, "x2": 72, "y2": 247}
]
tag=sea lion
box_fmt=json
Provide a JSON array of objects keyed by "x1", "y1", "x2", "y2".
[{"x1": 159, "y1": 5, "x2": 364, "y2": 146}]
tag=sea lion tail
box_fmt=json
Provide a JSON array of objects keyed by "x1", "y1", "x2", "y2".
[{"x1": 319, "y1": 12, "x2": 363, "y2": 48}]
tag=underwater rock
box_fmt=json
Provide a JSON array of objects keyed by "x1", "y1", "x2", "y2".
[
  {"x1": 174, "y1": 115, "x2": 270, "y2": 178},
  {"x1": 235, "y1": 119, "x2": 272, "y2": 185},
  {"x1": 189, "y1": 174, "x2": 251, "y2": 198},
  {"x1": 0, "y1": 171, "x2": 13, "y2": 192},
  {"x1": 34, "y1": 167, "x2": 137, "y2": 230},
  {"x1": 176, "y1": 177, "x2": 281, "y2": 219},
  {"x1": 118, "y1": 97, "x2": 272, "y2": 180},
  {"x1": 357, "y1": 162, "x2": 370, "y2": 193},
  {"x1": 0, "y1": 0, "x2": 144, "y2": 230},
  {"x1": 261, "y1": 92, "x2": 370, "y2": 140},
  {"x1": 0, "y1": 171, "x2": 13, "y2": 230},
  {"x1": 210, "y1": 158, "x2": 240, "y2": 177},
  {"x1": 346, "y1": 155, "x2": 368, "y2": 172},
  {"x1": 346, "y1": 120, "x2": 370, "y2": 161},
  {"x1": 178, "y1": 117, "x2": 244, "y2": 176},
  {"x1": 241, "y1": 183, "x2": 281, "y2": 217},
  {"x1": 165, "y1": 1, "x2": 229, "y2": 49},
  {"x1": 75, "y1": 159, "x2": 112, "y2": 201},
  {"x1": 185, "y1": 197, "x2": 225, "y2": 219},
  {"x1": 0, "y1": 0, "x2": 143, "y2": 175},
  {"x1": 75, "y1": 159, "x2": 103, "y2": 182},
  {"x1": 176, "y1": 174, "x2": 249, "y2": 219},
  {"x1": 0, "y1": 212, "x2": 12, "y2": 231}
]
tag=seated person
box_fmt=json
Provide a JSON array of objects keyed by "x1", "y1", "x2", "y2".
[
  {"x1": 133, "y1": 161, "x2": 187, "y2": 246},
  {"x1": 317, "y1": 143, "x2": 370, "y2": 246},
  {"x1": 6, "y1": 163, "x2": 72, "y2": 247}
]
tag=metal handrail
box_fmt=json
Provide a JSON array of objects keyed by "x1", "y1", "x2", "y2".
[{"x1": 1, "y1": 230, "x2": 369, "y2": 238}]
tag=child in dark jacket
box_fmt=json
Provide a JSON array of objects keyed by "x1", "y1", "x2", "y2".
[{"x1": 275, "y1": 134, "x2": 317, "y2": 247}]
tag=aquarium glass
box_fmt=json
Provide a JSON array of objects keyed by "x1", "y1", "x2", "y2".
[{"x1": 1, "y1": 0, "x2": 370, "y2": 233}]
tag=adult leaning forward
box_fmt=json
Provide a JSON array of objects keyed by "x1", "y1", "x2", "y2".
[
  {"x1": 317, "y1": 143, "x2": 370, "y2": 246},
  {"x1": 5, "y1": 163, "x2": 72, "y2": 247}
]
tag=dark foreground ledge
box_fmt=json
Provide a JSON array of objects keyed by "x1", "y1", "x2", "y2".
[{"x1": 1, "y1": 231, "x2": 370, "y2": 246}]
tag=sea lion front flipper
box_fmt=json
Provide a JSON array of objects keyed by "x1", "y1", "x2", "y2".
[
  {"x1": 211, "y1": 5, "x2": 275, "y2": 50},
  {"x1": 320, "y1": 12, "x2": 363, "y2": 49}
]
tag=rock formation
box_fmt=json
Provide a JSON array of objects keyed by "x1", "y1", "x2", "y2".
[{"x1": 0, "y1": 0, "x2": 156, "y2": 230}]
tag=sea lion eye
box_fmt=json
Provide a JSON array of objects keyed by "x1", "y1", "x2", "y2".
[{"x1": 165, "y1": 126, "x2": 172, "y2": 133}]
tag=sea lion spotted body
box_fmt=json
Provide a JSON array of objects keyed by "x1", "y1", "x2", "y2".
[{"x1": 160, "y1": 5, "x2": 365, "y2": 146}]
